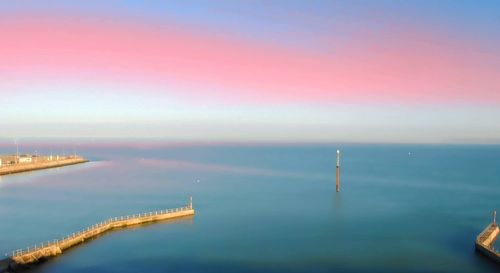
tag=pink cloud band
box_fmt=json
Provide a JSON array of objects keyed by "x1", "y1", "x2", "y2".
[{"x1": 1, "y1": 15, "x2": 499, "y2": 105}]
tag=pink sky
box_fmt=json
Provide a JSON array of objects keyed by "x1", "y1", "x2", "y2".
[
  {"x1": 1, "y1": 3, "x2": 500, "y2": 143},
  {"x1": 1, "y1": 15, "x2": 499, "y2": 105}
]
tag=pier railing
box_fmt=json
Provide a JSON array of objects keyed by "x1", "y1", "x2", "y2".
[{"x1": 9, "y1": 204, "x2": 193, "y2": 259}]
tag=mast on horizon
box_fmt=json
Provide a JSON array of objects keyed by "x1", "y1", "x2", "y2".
[
  {"x1": 494, "y1": 210, "x2": 497, "y2": 226},
  {"x1": 336, "y1": 149, "x2": 340, "y2": 192}
]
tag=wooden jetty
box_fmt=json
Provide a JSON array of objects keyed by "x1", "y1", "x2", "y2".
[
  {"x1": 475, "y1": 211, "x2": 499, "y2": 264},
  {"x1": 0, "y1": 156, "x2": 88, "y2": 176},
  {"x1": 2, "y1": 197, "x2": 194, "y2": 269}
]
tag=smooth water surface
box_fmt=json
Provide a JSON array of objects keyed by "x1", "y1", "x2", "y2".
[{"x1": 0, "y1": 144, "x2": 499, "y2": 273}]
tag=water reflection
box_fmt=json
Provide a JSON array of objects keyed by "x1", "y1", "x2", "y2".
[{"x1": 333, "y1": 192, "x2": 343, "y2": 212}]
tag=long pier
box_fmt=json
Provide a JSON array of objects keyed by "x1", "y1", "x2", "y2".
[
  {"x1": 2, "y1": 198, "x2": 194, "y2": 270},
  {"x1": 0, "y1": 157, "x2": 88, "y2": 176},
  {"x1": 475, "y1": 220, "x2": 499, "y2": 263}
]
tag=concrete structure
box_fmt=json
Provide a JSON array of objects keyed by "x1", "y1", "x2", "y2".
[
  {"x1": 17, "y1": 155, "x2": 32, "y2": 164},
  {"x1": 3, "y1": 198, "x2": 194, "y2": 268},
  {"x1": 0, "y1": 156, "x2": 17, "y2": 167},
  {"x1": 336, "y1": 149, "x2": 340, "y2": 192},
  {"x1": 0, "y1": 156, "x2": 88, "y2": 176},
  {"x1": 475, "y1": 211, "x2": 500, "y2": 264}
]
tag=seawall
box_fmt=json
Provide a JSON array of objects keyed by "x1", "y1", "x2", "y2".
[
  {"x1": 0, "y1": 202, "x2": 194, "y2": 272},
  {"x1": 475, "y1": 223, "x2": 500, "y2": 264},
  {"x1": 0, "y1": 158, "x2": 88, "y2": 176}
]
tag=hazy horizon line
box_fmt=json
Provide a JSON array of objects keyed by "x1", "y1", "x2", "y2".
[{"x1": 0, "y1": 137, "x2": 499, "y2": 147}]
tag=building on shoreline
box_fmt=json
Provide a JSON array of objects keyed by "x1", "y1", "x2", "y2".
[{"x1": 18, "y1": 155, "x2": 33, "y2": 164}]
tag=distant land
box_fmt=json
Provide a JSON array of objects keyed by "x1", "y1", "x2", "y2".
[{"x1": 0, "y1": 154, "x2": 88, "y2": 176}]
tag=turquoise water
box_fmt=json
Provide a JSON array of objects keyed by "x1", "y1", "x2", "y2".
[{"x1": 0, "y1": 144, "x2": 499, "y2": 272}]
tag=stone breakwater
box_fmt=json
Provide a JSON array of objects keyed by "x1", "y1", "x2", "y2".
[
  {"x1": 475, "y1": 223, "x2": 500, "y2": 264},
  {"x1": 0, "y1": 157, "x2": 88, "y2": 176},
  {"x1": 0, "y1": 200, "x2": 194, "y2": 272}
]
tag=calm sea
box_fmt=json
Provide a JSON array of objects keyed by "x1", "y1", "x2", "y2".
[{"x1": 0, "y1": 143, "x2": 499, "y2": 273}]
